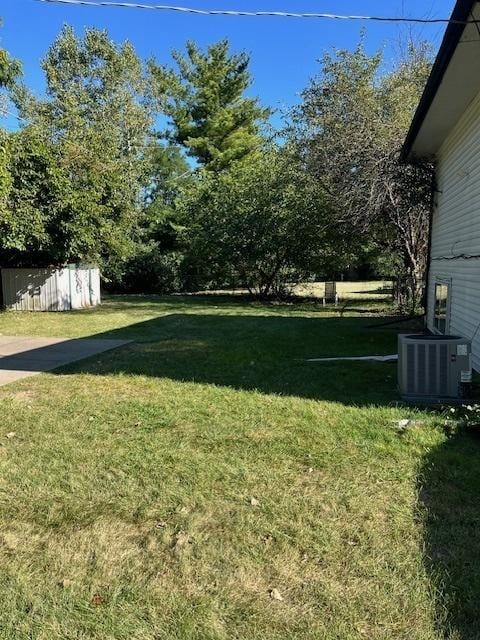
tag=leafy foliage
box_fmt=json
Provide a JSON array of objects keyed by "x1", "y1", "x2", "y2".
[
  {"x1": 0, "y1": 30, "x2": 21, "y2": 89},
  {"x1": 108, "y1": 143, "x2": 191, "y2": 293},
  {"x1": 0, "y1": 26, "x2": 433, "y2": 302},
  {"x1": 291, "y1": 41, "x2": 433, "y2": 309},
  {"x1": 0, "y1": 50, "x2": 20, "y2": 89},
  {"x1": 0, "y1": 127, "x2": 70, "y2": 264},
  {"x1": 178, "y1": 148, "x2": 331, "y2": 296},
  {"x1": 150, "y1": 40, "x2": 269, "y2": 170},
  {"x1": 9, "y1": 26, "x2": 153, "y2": 268},
  {"x1": 0, "y1": 23, "x2": 21, "y2": 232},
  {"x1": 143, "y1": 142, "x2": 190, "y2": 242},
  {"x1": 111, "y1": 247, "x2": 184, "y2": 294}
]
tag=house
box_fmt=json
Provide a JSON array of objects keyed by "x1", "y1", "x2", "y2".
[{"x1": 402, "y1": 0, "x2": 480, "y2": 370}]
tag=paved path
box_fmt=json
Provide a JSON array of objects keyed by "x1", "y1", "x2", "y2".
[{"x1": 0, "y1": 336, "x2": 130, "y2": 386}]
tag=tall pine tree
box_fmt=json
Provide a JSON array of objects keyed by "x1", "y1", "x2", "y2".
[{"x1": 150, "y1": 40, "x2": 269, "y2": 171}]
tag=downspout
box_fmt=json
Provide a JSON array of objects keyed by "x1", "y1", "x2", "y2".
[{"x1": 422, "y1": 166, "x2": 437, "y2": 329}]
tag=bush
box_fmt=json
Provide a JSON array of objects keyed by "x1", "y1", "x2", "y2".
[{"x1": 105, "y1": 244, "x2": 184, "y2": 294}]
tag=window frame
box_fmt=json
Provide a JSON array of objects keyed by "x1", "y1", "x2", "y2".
[{"x1": 433, "y1": 278, "x2": 451, "y2": 335}]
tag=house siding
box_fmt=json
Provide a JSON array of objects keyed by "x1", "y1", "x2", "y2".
[{"x1": 427, "y1": 88, "x2": 480, "y2": 369}]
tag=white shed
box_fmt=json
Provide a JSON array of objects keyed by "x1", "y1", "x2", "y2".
[
  {"x1": 402, "y1": 0, "x2": 480, "y2": 370},
  {"x1": 1, "y1": 265, "x2": 101, "y2": 312}
]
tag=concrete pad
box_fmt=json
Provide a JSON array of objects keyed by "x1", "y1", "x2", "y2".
[{"x1": 0, "y1": 336, "x2": 131, "y2": 386}]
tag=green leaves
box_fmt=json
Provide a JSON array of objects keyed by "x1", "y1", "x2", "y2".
[
  {"x1": 178, "y1": 148, "x2": 331, "y2": 296},
  {"x1": 0, "y1": 46, "x2": 21, "y2": 90},
  {"x1": 290, "y1": 40, "x2": 433, "y2": 306},
  {"x1": 150, "y1": 39, "x2": 270, "y2": 171},
  {"x1": 5, "y1": 26, "x2": 154, "y2": 269}
]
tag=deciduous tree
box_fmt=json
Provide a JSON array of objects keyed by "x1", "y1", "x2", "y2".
[
  {"x1": 0, "y1": 23, "x2": 21, "y2": 233},
  {"x1": 11, "y1": 26, "x2": 154, "y2": 268},
  {"x1": 291, "y1": 41, "x2": 433, "y2": 309},
  {"x1": 178, "y1": 148, "x2": 333, "y2": 296}
]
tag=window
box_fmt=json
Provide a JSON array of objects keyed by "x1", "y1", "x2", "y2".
[{"x1": 434, "y1": 281, "x2": 450, "y2": 334}]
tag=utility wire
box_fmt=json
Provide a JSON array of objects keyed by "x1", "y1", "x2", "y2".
[
  {"x1": 36, "y1": 0, "x2": 480, "y2": 24},
  {"x1": 0, "y1": 108, "x2": 27, "y2": 123}
]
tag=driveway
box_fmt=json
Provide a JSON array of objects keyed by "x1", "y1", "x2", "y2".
[{"x1": 0, "y1": 336, "x2": 130, "y2": 386}]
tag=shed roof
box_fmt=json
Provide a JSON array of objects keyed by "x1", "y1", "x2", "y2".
[{"x1": 402, "y1": 0, "x2": 480, "y2": 161}]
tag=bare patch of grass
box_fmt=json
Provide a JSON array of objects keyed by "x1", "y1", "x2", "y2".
[{"x1": 0, "y1": 388, "x2": 38, "y2": 403}]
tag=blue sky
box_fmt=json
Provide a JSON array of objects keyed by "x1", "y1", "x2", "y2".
[{"x1": 1, "y1": 0, "x2": 456, "y2": 130}]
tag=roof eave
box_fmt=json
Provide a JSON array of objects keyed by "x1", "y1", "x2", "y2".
[{"x1": 401, "y1": 0, "x2": 476, "y2": 162}]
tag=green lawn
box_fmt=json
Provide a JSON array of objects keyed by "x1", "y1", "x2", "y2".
[{"x1": 0, "y1": 295, "x2": 477, "y2": 639}]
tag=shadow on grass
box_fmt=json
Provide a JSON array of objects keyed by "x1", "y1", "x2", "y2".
[
  {"x1": 0, "y1": 295, "x2": 404, "y2": 404},
  {"x1": 102, "y1": 293, "x2": 391, "y2": 313},
  {"x1": 419, "y1": 430, "x2": 480, "y2": 639},
  {"x1": 52, "y1": 310, "x2": 402, "y2": 406}
]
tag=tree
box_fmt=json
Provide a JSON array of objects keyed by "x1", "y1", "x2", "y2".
[
  {"x1": 0, "y1": 45, "x2": 20, "y2": 89},
  {"x1": 0, "y1": 16, "x2": 21, "y2": 91},
  {"x1": 291, "y1": 41, "x2": 433, "y2": 310},
  {"x1": 0, "y1": 23, "x2": 21, "y2": 233},
  {"x1": 11, "y1": 26, "x2": 154, "y2": 269},
  {"x1": 149, "y1": 40, "x2": 269, "y2": 170},
  {"x1": 108, "y1": 143, "x2": 191, "y2": 294},
  {"x1": 144, "y1": 142, "x2": 190, "y2": 239},
  {"x1": 0, "y1": 126, "x2": 74, "y2": 266},
  {"x1": 177, "y1": 148, "x2": 332, "y2": 296}
]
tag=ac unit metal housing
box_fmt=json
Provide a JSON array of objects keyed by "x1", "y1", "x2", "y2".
[{"x1": 398, "y1": 334, "x2": 472, "y2": 403}]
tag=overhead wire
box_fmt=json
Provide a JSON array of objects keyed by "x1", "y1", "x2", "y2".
[
  {"x1": 0, "y1": 108, "x2": 27, "y2": 123},
  {"x1": 35, "y1": 0, "x2": 480, "y2": 25}
]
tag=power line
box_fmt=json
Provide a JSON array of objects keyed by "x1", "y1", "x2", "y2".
[
  {"x1": 36, "y1": 0, "x2": 480, "y2": 25},
  {"x1": 0, "y1": 108, "x2": 26, "y2": 123}
]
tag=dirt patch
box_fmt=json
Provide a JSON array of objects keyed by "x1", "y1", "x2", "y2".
[{"x1": 0, "y1": 388, "x2": 37, "y2": 403}]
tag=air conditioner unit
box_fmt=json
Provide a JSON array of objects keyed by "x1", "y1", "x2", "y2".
[{"x1": 398, "y1": 334, "x2": 472, "y2": 403}]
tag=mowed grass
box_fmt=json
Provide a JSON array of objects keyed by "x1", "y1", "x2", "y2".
[
  {"x1": 0, "y1": 295, "x2": 477, "y2": 639},
  {"x1": 193, "y1": 280, "x2": 394, "y2": 301},
  {"x1": 294, "y1": 280, "x2": 394, "y2": 300}
]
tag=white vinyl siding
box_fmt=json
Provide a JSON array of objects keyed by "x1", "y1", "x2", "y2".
[{"x1": 427, "y1": 89, "x2": 480, "y2": 369}]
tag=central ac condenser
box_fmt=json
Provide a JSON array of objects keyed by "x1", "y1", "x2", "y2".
[{"x1": 398, "y1": 334, "x2": 472, "y2": 402}]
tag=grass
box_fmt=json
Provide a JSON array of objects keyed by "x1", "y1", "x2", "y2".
[
  {"x1": 0, "y1": 294, "x2": 476, "y2": 639},
  {"x1": 294, "y1": 279, "x2": 394, "y2": 300},
  {"x1": 194, "y1": 280, "x2": 394, "y2": 301}
]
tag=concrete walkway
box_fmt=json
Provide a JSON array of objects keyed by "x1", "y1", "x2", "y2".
[{"x1": 0, "y1": 336, "x2": 130, "y2": 386}]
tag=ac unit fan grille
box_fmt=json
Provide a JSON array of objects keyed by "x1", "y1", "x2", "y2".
[
  {"x1": 427, "y1": 344, "x2": 437, "y2": 395},
  {"x1": 417, "y1": 344, "x2": 426, "y2": 395},
  {"x1": 439, "y1": 344, "x2": 448, "y2": 396},
  {"x1": 407, "y1": 344, "x2": 415, "y2": 394}
]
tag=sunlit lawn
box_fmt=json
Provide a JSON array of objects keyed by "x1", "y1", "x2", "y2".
[{"x1": 0, "y1": 295, "x2": 477, "y2": 639}]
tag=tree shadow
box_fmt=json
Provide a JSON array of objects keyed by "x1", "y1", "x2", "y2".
[
  {"x1": 53, "y1": 312, "x2": 401, "y2": 406},
  {"x1": 419, "y1": 430, "x2": 480, "y2": 639}
]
